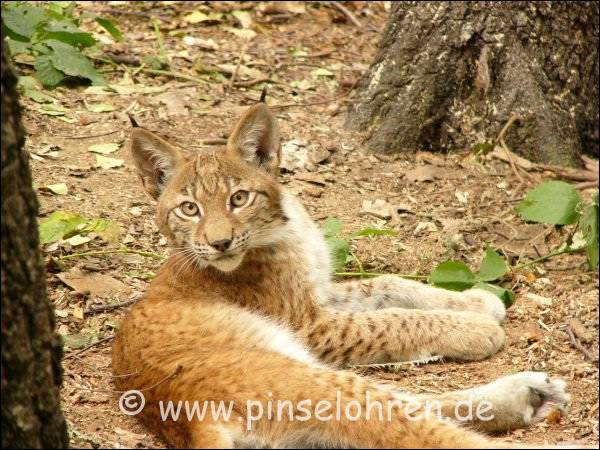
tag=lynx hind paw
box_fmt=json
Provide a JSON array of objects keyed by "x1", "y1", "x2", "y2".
[
  {"x1": 463, "y1": 288, "x2": 506, "y2": 322},
  {"x1": 488, "y1": 372, "x2": 570, "y2": 427}
]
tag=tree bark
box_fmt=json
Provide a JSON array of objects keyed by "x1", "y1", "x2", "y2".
[
  {"x1": 1, "y1": 33, "x2": 68, "y2": 448},
  {"x1": 346, "y1": 1, "x2": 599, "y2": 166}
]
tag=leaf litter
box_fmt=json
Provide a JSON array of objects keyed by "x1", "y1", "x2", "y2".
[{"x1": 18, "y1": 2, "x2": 598, "y2": 447}]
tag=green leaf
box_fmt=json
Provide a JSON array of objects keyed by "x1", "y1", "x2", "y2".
[
  {"x1": 95, "y1": 155, "x2": 124, "y2": 169},
  {"x1": 17, "y1": 76, "x2": 57, "y2": 103},
  {"x1": 472, "y1": 142, "x2": 494, "y2": 156},
  {"x1": 351, "y1": 228, "x2": 399, "y2": 238},
  {"x1": 45, "y1": 40, "x2": 105, "y2": 85},
  {"x1": 34, "y1": 54, "x2": 65, "y2": 87},
  {"x1": 326, "y1": 236, "x2": 350, "y2": 272},
  {"x1": 516, "y1": 181, "x2": 582, "y2": 225},
  {"x1": 94, "y1": 17, "x2": 123, "y2": 41},
  {"x1": 429, "y1": 260, "x2": 476, "y2": 291},
  {"x1": 581, "y1": 191, "x2": 599, "y2": 269},
  {"x1": 473, "y1": 282, "x2": 516, "y2": 309},
  {"x1": 86, "y1": 102, "x2": 115, "y2": 113},
  {"x1": 39, "y1": 211, "x2": 86, "y2": 245},
  {"x1": 322, "y1": 217, "x2": 343, "y2": 237},
  {"x1": 88, "y1": 142, "x2": 120, "y2": 154},
  {"x1": 2, "y1": 3, "x2": 46, "y2": 39},
  {"x1": 44, "y1": 183, "x2": 68, "y2": 195},
  {"x1": 83, "y1": 219, "x2": 120, "y2": 243},
  {"x1": 39, "y1": 103, "x2": 67, "y2": 116},
  {"x1": 7, "y1": 38, "x2": 32, "y2": 55},
  {"x1": 311, "y1": 68, "x2": 334, "y2": 77},
  {"x1": 477, "y1": 248, "x2": 509, "y2": 282},
  {"x1": 42, "y1": 20, "x2": 96, "y2": 47}
]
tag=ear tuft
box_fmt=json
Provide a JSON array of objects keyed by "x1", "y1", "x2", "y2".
[
  {"x1": 226, "y1": 104, "x2": 280, "y2": 175},
  {"x1": 129, "y1": 128, "x2": 185, "y2": 200}
]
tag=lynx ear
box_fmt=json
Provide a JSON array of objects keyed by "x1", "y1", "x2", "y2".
[
  {"x1": 226, "y1": 104, "x2": 281, "y2": 174},
  {"x1": 129, "y1": 128, "x2": 186, "y2": 200}
]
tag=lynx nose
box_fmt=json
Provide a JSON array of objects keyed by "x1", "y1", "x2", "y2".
[{"x1": 209, "y1": 238, "x2": 232, "y2": 252}]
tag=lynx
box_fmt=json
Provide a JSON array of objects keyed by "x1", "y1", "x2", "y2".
[{"x1": 112, "y1": 103, "x2": 570, "y2": 448}]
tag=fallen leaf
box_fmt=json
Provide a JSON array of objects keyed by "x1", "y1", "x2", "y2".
[
  {"x1": 360, "y1": 199, "x2": 393, "y2": 220},
  {"x1": 182, "y1": 36, "x2": 218, "y2": 50},
  {"x1": 72, "y1": 306, "x2": 85, "y2": 320},
  {"x1": 405, "y1": 165, "x2": 438, "y2": 182},
  {"x1": 545, "y1": 409, "x2": 562, "y2": 425},
  {"x1": 183, "y1": 11, "x2": 222, "y2": 24},
  {"x1": 87, "y1": 103, "x2": 115, "y2": 113},
  {"x1": 295, "y1": 173, "x2": 327, "y2": 186},
  {"x1": 57, "y1": 267, "x2": 128, "y2": 297},
  {"x1": 64, "y1": 234, "x2": 91, "y2": 246},
  {"x1": 95, "y1": 155, "x2": 124, "y2": 169},
  {"x1": 568, "y1": 318, "x2": 593, "y2": 343},
  {"x1": 223, "y1": 27, "x2": 257, "y2": 40},
  {"x1": 41, "y1": 183, "x2": 68, "y2": 195},
  {"x1": 156, "y1": 91, "x2": 190, "y2": 116},
  {"x1": 88, "y1": 143, "x2": 120, "y2": 154},
  {"x1": 455, "y1": 191, "x2": 470, "y2": 204},
  {"x1": 524, "y1": 293, "x2": 553, "y2": 306},
  {"x1": 232, "y1": 10, "x2": 253, "y2": 29},
  {"x1": 413, "y1": 221, "x2": 438, "y2": 236},
  {"x1": 311, "y1": 68, "x2": 335, "y2": 78},
  {"x1": 63, "y1": 333, "x2": 96, "y2": 350}
]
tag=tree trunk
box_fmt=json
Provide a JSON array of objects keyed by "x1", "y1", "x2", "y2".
[
  {"x1": 1, "y1": 33, "x2": 68, "y2": 448},
  {"x1": 346, "y1": 1, "x2": 599, "y2": 166}
]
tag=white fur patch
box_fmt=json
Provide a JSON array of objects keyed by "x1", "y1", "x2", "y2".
[{"x1": 279, "y1": 191, "x2": 333, "y2": 300}]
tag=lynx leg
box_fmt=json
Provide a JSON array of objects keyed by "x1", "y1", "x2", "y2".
[
  {"x1": 301, "y1": 308, "x2": 505, "y2": 366},
  {"x1": 324, "y1": 275, "x2": 506, "y2": 322},
  {"x1": 178, "y1": 355, "x2": 501, "y2": 449},
  {"x1": 405, "y1": 372, "x2": 570, "y2": 433}
]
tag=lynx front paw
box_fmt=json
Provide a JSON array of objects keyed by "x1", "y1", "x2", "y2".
[
  {"x1": 475, "y1": 371, "x2": 570, "y2": 431},
  {"x1": 437, "y1": 312, "x2": 505, "y2": 361},
  {"x1": 462, "y1": 288, "x2": 506, "y2": 322}
]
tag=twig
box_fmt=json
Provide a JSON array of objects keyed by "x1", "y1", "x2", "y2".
[
  {"x1": 59, "y1": 248, "x2": 165, "y2": 261},
  {"x1": 140, "y1": 68, "x2": 209, "y2": 85},
  {"x1": 574, "y1": 180, "x2": 598, "y2": 190},
  {"x1": 200, "y1": 138, "x2": 228, "y2": 146},
  {"x1": 64, "y1": 336, "x2": 114, "y2": 360},
  {"x1": 271, "y1": 78, "x2": 359, "y2": 109},
  {"x1": 565, "y1": 327, "x2": 598, "y2": 363},
  {"x1": 513, "y1": 246, "x2": 581, "y2": 270},
  {"x1": 495, "y1": 114, "x2": 526, "y2": 183},
  {"x1": 84, "y1": 298, "x2": 138, "y2": 315},
  {"x1": 327, "y1": 1, "x2": 362, "y2": 28},
  {"x1": 84, "y1": 8, "x2": 169, "y2": 19},
  {"x1": 51, "y1": 129, "x2": 121, "y2": 139},
  {"x1": 229, "y1": 41, "x2": 249, "y2": 90},
  {"x1": 336, "y1": 271, "x2": 428, "y2": 280},
  {"x1": 233, "y1": 76, "x2": 273, "y2": 87}
]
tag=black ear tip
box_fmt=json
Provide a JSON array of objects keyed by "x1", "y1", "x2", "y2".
[
  {"x1": 259, "y1": 86, "x2": 268, "y2": 103},
  {"x1": 128, "y1": 113, "x2": 140, "y2": 128}
]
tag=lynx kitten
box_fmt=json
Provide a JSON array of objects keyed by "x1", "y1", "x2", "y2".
[{"x1": 113, "y1": 103, "x2": 570, "y2": 448}]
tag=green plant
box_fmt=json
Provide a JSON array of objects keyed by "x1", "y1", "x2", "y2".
[
  {"x1": 322, "y1": 217, "x2": 399, "y2": 272},
  {"x1": 515, "y1": 181, "x2": 598, "y2": 269},
  {"x1": 429, "y1": 250, "x2": 516, "y2": 307},
  {"x1": 39, "y1": 210, "x2": 119, "y2": 245},
  {"x1": 2, "y1": 1, "x2": 122, "y2": 87}
]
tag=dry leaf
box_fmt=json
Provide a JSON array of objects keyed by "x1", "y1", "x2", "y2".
[{"x1": 57, "y1": 268, "x2": 128, "y2": 297}]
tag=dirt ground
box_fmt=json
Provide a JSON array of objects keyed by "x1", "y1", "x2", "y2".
[{"x1": 16, "y1": 1, "x2": 598, "y2": 448}]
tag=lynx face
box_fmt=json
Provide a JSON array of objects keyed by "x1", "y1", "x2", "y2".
[{"x1": 130, "y1": 104, "x2": 287, "y2": 272}]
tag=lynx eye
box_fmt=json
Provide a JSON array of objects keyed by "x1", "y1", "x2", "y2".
[
  {"x1": 179, "y1": 201, "x2": 199, "y2": 216},
  {"x1": 230, "y1": 190, "x2": 250, "y2": 208}
]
